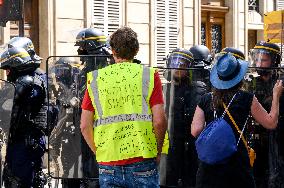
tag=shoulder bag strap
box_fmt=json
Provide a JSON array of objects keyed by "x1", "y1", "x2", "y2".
[
  {"x1": 223, "y1": 102, "x2": 250, "y2": 150},
  {"x1": 212, "y1": 92, "x2": 237, "y2": 119}
]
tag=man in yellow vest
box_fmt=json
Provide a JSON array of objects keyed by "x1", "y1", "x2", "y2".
[{"x1": 80, "y1": 26, "x2": 167, "y2": 187}]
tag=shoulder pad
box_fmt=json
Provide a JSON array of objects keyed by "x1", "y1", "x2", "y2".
[
  {"x1": 17, "y1": 75, "x2": 33, "y2": 86},
  {"x1": 35, "y1": 68, "x2": 45, "y2": 76},
  {"x1": 33, "y1": 73, "x2": 46, "y2": 88}
]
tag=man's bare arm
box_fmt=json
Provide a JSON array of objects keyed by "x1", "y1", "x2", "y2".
[
  {"x1": 151, "y1": 104, "x2": 167, "y2": 155},
  {"x1": 80, "y1": 109, "x2": 97, "y2": 154}
]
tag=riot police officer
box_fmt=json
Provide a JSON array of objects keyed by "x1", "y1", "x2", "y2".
[
  {"x1": 75, "y1": 28, "x2": 111, "y2": 187},
  {"x1": 7, "y1": 37, "x2": 59, "y2": 133},
  {"x1": 189, "y1": 45, "x2": 212, "y2": 90},
  {"x1": 0, "y1": 47, "x2": 47, "y2": 187},
  {"x1": 248, "y1": 41, "x2": 284, "y2": 188},
  {"x1": 161, "y1": 48, "x2": 207, "y2": 188},
  {"x1": 49, "y1": 57, "x2": 82, "y2": 187}
]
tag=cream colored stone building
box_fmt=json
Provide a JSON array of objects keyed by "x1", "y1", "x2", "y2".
[{"x1": 0, "y1": 0, "x2": 283, "y2": 79}]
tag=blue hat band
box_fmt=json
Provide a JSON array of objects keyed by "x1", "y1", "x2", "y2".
[{"x1": 218, "y1": 62, "x2": 240, "y2": 81}]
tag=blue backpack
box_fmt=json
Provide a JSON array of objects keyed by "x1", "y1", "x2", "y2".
[{"x1": 195, "y1": 93, "x2": 244, "y2": 164}]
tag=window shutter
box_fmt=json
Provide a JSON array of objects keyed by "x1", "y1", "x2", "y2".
[
  {"x1": 277, "y1": 0, "x2": 284, "y2": 10},
  {"x1": 168, "y1": 0, "x2": 179, "y2": 53},
  {"x1": 93, "y1": 0, "x2": 105, "y2": 32},
  {"x1": 155, "y1": 0, "x2": 179, "y2": 68},
  {"x1": 93, "y1": 0, "x2": 121, "y2": 36}
]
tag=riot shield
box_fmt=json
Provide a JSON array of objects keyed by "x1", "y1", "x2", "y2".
[
  {"x1": 243, "y1": 66, "x2": 284, "y2": 188},
  {"x1": 47, "y1": 55, "x2": 111, "y2": 183},
  {"x1": 156, "y1": 67, "x2": 210, "y2": 188},
  {"x1": 0, "y1": 79, "x2": 15, "y2": 185}
]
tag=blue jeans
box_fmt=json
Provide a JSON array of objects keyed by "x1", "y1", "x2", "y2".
[{"x1": 98, "y1": 159, "x2": 159, "y2": 188}]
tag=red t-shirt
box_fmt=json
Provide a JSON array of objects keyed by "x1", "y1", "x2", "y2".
[{"x1": 81, "y1": 72, "x2": 164, "y2": 165}]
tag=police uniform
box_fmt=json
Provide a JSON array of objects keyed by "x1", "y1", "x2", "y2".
[
  {"x1": 50, "y1": 58, "x2": 82, "y2": 180},
  {"x1": 74, "y1": 28, "x2": 110, "y2": 187},
  {"x1": 246, "y1": 41, "x2": 284, "y2": 188},
  {"x1": 161, "y1": 48, "x2": 208, "y2": 187},
  {"x1": 0, "y1": 47, "x2": 47, "y2": 188}
]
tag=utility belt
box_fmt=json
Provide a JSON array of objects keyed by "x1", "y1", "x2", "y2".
[
  {"x1": 10, "y1": 133, "x2": 46, "y2": 155},
  {"x1": 27, "y1": 105, "x2": 48, "y2": 133}
]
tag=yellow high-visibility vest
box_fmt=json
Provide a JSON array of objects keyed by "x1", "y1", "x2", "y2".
[{"x1": 87, "y1": 62, "x2": 158, "y2": 162}]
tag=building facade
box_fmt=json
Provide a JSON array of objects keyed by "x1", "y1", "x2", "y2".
[{"x1": 0, "y1": 0, "x2": 283, "y2": 79}]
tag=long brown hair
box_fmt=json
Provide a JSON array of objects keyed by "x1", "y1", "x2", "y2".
[{"x1": 212, "y1": 81, "x2": 244, "y2": 110}]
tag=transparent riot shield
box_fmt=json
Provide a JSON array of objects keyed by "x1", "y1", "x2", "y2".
[
  {"x1": 47, "y1": 55, "x2": 112, "y2": 185},
  {"x1": 157, "y1": 67, "x2": 210, "y2": 188},
  {"x1": 243, "y1": 66, "x2": 284, "y2": 188},
  {"x1": 0, "y1": 79, "x2": 15, "y2": 185}
]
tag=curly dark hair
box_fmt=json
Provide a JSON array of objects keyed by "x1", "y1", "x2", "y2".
[{"x1": 109, "y1": 26, "x2": 139, "y2": 60}]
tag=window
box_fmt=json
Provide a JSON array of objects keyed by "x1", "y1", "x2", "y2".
[
  {"x1": 248, "y1": 0, "x2": 259, "y2": 12},
  {"x1": 154, "y1": 0, "x2": 179, "y2": 67},
  {"x1": 9, "y1": 0, "x2": 39, "y2": 50},
  {"x1": 201, "y1": 23, "x2": 206, "y2": 46},
  {"x1": 276, "y1": 0, "x2": 284, "y2": 10},
  {"x1": 92, "y1": 0, "x2": 122, "y2": 36},
  {"x1": 201, "y1": 11, "x2": 225, "y2": 55}
]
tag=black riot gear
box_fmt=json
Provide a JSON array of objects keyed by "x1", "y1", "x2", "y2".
[
  {"x1": 189, "y1": 45, "x2": 212, "y2": 66},
  {"x1": 1, "y1": 47, "x2": 48, "y2": 187},
  {"x1": 244, "y1": 41, "x2": 284, "y2": 188},
  {"x1": 58, "y1": 28, "x2": 109, "y2": 187},
  {"x1": 49, "y1": 57, "x2": 83, "y2": 187},
  {"x1": 75, "y1": 28, "x2": 103, "y2": 186},
  {"x1": 160, "y1": 48, "x2": 208, "y2": 188},
  {"x1": 8, "y1": 37, "x2": 42, "y2": 63}
]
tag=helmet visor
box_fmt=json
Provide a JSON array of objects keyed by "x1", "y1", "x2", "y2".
[
  {"x1": 51, "y1": 64, "x2": 71, "y2": 78},
  {"x1": 249, "y1": 49, "x2": 273, "y2": 68},
  {"x1": 167, "y1": 54, "x2": 192, "y2": 68}
]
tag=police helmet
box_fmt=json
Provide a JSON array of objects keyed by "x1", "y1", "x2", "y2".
[
  {"x1": 167, "y1": 48, "x2": 194, "y2": 68},
  {"x1": 189, "y1": 45, "x2": 212, "y2": 65},
  {"x1": 54, "y1": 58, "x2": 73, "y2": 78},
  {"x1": 8, "y1": 37, "x2": 42, "y2": 63},
  {"x1": 75, "y1": 28, "x2": 107, "y2": 53},
  {"x1": 52, "y1": 57, "x2": 74, "y2": 86},
  {"x1": 217, "y1": 47, "x2": 245, "y2": 60},
  {"x1": 0, "y1": 47, "x2": 34, "y2": 71},
  {"x1": 250, "y1": 41, "x2": 281, "y2": 67}
]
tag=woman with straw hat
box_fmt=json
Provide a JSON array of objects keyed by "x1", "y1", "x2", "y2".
[{"x1": 191, "y1": 53, "x2": 283, "y2": 188}]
